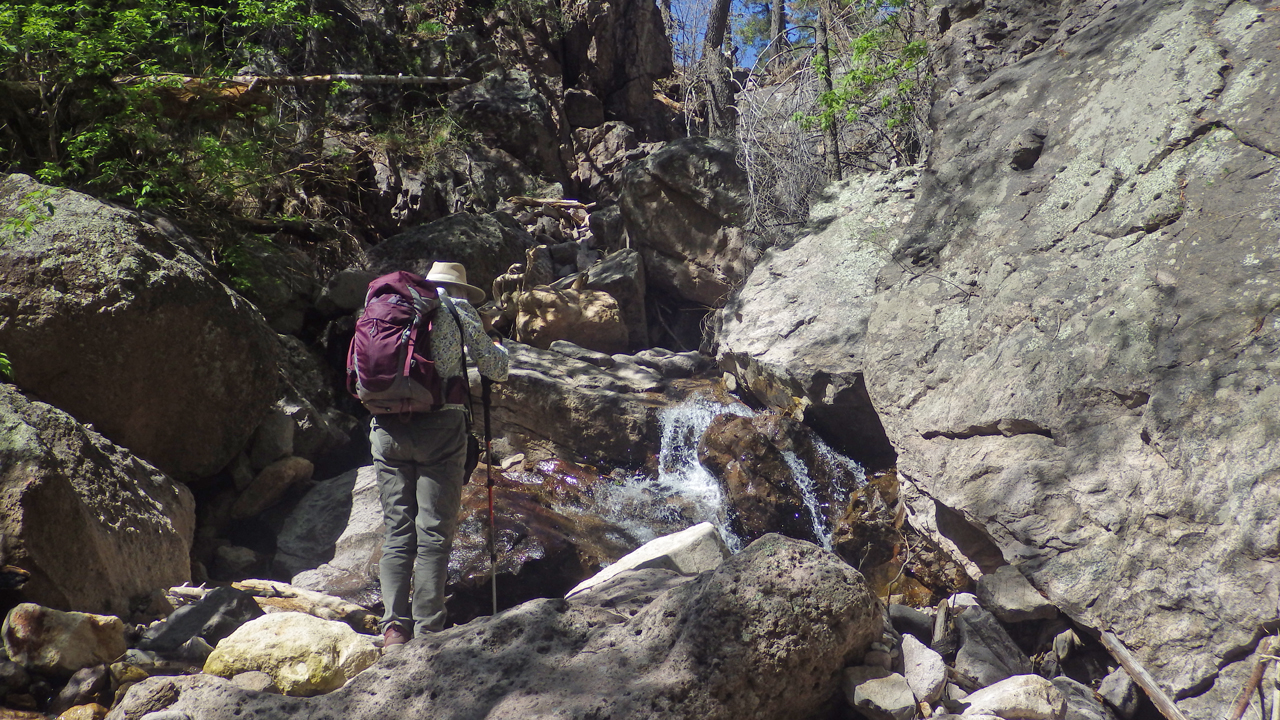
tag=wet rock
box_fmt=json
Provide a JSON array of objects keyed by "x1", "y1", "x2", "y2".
[
  {"x1": 202, "y1": 612, "x2": 378, "y2": 697},
  {"x1": 0, "y1": 658, "x2": 31, "y2": 695},
  {"x1": 137, "y1": 586, "x2": 264, "y2": 653},
  {"x1": 621, "y1": 138, "x2": 755, "y2": 307},
  {"x1": 2, "y1": 604, "x2": 128, "y2": 676},
  {"x1": 1097, "y1": 667, "x2": 1140, "y2": 720},
  {"x1": 48, "y1": 665, "x2": 110, "y2": 716},
  {"x1": 231, "y1": 456, "x2": 314, "y2": 519},
  {"x1": 0, "y1": 387, "x2": 194, "y2": 616},
  {"x1": 565, "y1": 522, "x2": 730, "y2": 597},
  {"x1": 134, "y1": 534, "x2": 882, "y2": 719},
  {"x1": 697, "y1": 413, "x2": 814, "y2": 543},
  {"x1": 975, "y1": 566, "x2": 1057, "y2": 624},
  {"x1": 0, "y1": 174, "x2": 279, "y2": 478},
  {"x1": 959, "y1": 674, "x2": 1066, "y2": 719},
  {"x1": 902, "y1": 633, "x2": 946, "y2": 704},
  {"x1": 954, "y1": 605, "x2": 1033, "y2": 687},
  {"x1": 1052, "y1": 676, "x2": 1117, "y2": 720},
  {"x1": 843, "y1": 665, "x2": 918, "y2": 720}
]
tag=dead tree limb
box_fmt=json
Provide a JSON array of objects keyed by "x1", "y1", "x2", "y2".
[
  {"x1": 1229, "y1": 637, "x2": 1276, "y2": 720},
  {"x1": 115, "y1": 74, "x2": 470, "y2": 89},
  {"x1": 1098, "y1": 631, "x2": 1191, "y2": 720}
]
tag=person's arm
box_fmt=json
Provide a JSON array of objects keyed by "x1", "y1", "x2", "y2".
[{"x1": 451, "y1": 297, "x2": 509, "y2": 382}]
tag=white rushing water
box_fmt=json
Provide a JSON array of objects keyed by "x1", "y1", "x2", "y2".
[{"x1": 593, "y1": 395, "x2": 865, "y2": 554}]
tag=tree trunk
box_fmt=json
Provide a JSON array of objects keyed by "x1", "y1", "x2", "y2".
[
  {"x1": 767, "y1": 1, "x2": 788, "y2": 64},
  {"x1": 700, "y1": 0, "x2": 737, "y2": 139},
  {"x1": 816, "y1": 4, "x2": 841, "y2": 181}
]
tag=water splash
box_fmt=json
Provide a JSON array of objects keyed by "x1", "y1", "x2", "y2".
[
  {"x1": 592, "y1": 395, "x2": 866, "y2": 556},
  {"x1": 592, "y1": 396, "x2": 754, "y2": 552}
]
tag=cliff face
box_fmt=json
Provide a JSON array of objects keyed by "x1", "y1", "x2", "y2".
[{"x1": 720, "y1": 0, "x2": 1280, "y2": 714}]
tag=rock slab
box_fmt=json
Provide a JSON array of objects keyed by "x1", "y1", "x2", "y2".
[
  {"x1": 0, "y1": 385, "x2": 194, "y2": 615},
  {"x1": 119, "y1": 534, "x2": 881, "y2": 719}
]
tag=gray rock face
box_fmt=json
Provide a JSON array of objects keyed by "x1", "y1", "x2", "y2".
[
  {"x1": 953, "y1": 606, "x2": 1033, "y2": 687},
  {"x1": 449, "y1": 70, "x2": 564, "y2": 182},
  {"x1": 492, "y1": 341, "x2": 664, "y2": 465},
  {"x1": 0, "y1": 386, "x2": 194, "y2": 615},
  {"x1": 560, "y1": 0, "x2": 676, "y2": 141},
  {"x1": 975, "y1": 565, "x2": 1058, "y2": 623},
  {"x1": 364, "y1": 211, "x2": 533, "y2": 299},
  {"x1": 716, "y1": 1, "x2": 1280, "y2": 713},
  {"x1": 621, "y1": 138, "x2": 756, "y2": 308},
  {"x1": 117, "y1": 535, "x2": 881, "y2": 720},
  {"x1": 0, "y1": 175, "x2": 279, "y2": 478}
]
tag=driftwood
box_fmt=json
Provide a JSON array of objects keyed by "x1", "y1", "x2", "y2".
[
  {"x1": 167, "y1": 581, "x2": 379, "y2": 634},
  {"x1": 1228, "y1": 637, "x2": 1276, "y2": 720},
  {"x1": 1099, "y1": 631, "x2": 1191, "y2": 720},
  {"x1": 507, "y1": 196, "x2": 595, "y2": 211}
]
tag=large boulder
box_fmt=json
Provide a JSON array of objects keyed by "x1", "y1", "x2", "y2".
[
  {"x1": 449, "y1": 69, "x2": 565, "y2": 183},
  {"x1": 560, "y1": 0, "x2": 676, "y2": 141},
  {"x1": 0, "y1": 386, "x2": 194, "y2": 615},
  {"x1": 491, "y1": 341, "x2": 664, "y2": 465},
  {"x1": 201, "y1": 612, "x2": 379, "y2": 697},
  {"x1": 363, "y1": 211, "x2": 533, "y2": 300},
  {"x1": 718, "y1": 1, "x2": 1280, "y2": 715},
  {"x1": 620, "y1": 138, "x2": 756, "y2": 308},
  {"x1": 112, "y1": 534, "x2": 881, "y2": 719},
  {"x1": 2, "y1": 604, "x2": 128, "y2": 676},
  {"x1": 0, "y1": 174, "x2": 279, "y2": 478}
]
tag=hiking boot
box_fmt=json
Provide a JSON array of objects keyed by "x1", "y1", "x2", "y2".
[{"x1": 376, "y1": 625, "x2": 409, "y2": 652}]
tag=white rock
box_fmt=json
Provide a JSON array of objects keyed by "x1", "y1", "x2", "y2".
[
  {"x1": 202, "y1": 612, "x2": 378, "y2": 696},
  {"x1": 961, "y1": 674, "x2": 1067, "y2": 720},
  {"x1": 902, "y1": 633, "x2": 946, "y2": 703},
  {"x1": 843, "y1": 666, "x2": 918, "y2": 720},
  {"x1": 565, "y1": 522, "x2": 730, "y2": 597}
]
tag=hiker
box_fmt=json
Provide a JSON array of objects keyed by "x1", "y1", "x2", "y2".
[{"x1": 357, "y1": 261, "x2": 508, "y2": 649}]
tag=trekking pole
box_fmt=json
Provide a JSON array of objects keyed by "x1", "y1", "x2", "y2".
[{"x1": 483, "y1": 375, "x2": 497, "y2": 616}]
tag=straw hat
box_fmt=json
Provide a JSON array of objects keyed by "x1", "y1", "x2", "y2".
[{"x1": 425, "y1": 261, "x2": 486, "y2": 304}]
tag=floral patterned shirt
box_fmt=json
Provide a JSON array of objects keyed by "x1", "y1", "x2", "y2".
[{"x1": 431, "y1": 287, "x2": 509, "y2": 386}]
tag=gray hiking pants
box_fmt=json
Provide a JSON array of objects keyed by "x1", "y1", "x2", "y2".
[{"x1": 369, "y1": 408, "x2": 467, "y2": 636}]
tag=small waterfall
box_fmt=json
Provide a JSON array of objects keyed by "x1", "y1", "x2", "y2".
[
  {"x1": 593, "y1": 395, "x2": 866, "y2": 555},
  {"x1": 594, "y1": 396, "x2": 754, "y2": 552}
]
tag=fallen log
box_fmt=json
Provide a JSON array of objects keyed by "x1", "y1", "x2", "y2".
[{"x1": 1098, "y1": 631, "x2": 1190, "y2": 720}]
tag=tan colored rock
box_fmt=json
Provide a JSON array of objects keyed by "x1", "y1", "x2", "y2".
[
  {"x1": 56, "y1": 704, "x2": 109, "y2": 720},
  {"x1": 202, "y1": 612, "x2": 378, "y2": 696},
  {"x1": 231, "y1": 456, "x2": 314, "y2": 519},
  {"x1": 514, "y1": 286, "x2": 629, "y2": 355},
  {"x1": 2, "y1": 604, "x2": 128, "y2": 675}
]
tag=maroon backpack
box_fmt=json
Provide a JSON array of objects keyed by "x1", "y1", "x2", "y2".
[{"x1": 346, "y1": 271, "x2": 467, "y2": 414}]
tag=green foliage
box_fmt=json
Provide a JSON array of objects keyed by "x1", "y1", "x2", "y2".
[
  {"x1": 0, "y1": 352, "x2": 10, "y2": 381},
  {"x1": 1, "y1": 187, "x2": 56, "y2": 243},
  {"x1": 0, "y1": 1, "x2": 329, "y2": 215}
]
